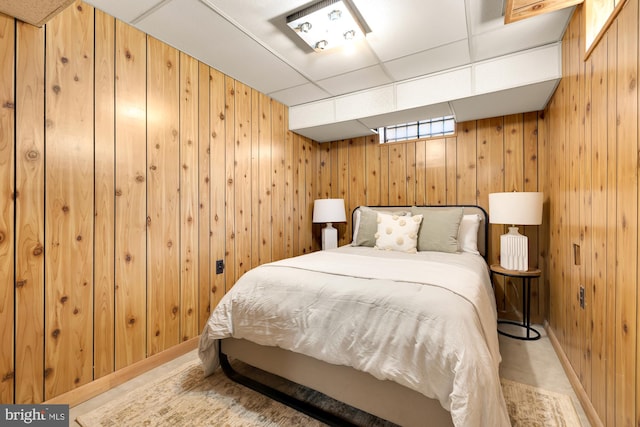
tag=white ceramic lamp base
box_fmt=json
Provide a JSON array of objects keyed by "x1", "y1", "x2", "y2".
[
  {"x1": 500, "y1": 226, "x2": 529, "y2": 271},
  {"x1": 321, "y1": 223, "x2": 337, "y2": 250}
]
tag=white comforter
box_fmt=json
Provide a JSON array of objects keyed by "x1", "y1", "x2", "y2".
[{"x1": 199, "y1": 247, "x2": 510, "y2": 427}]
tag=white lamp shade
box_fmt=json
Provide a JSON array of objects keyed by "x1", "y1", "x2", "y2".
[
  {"x1": 489, "y1": 192, "x2": 543, "y2": 225},
  {"x1": 313, "y1": 198, "x2": 346, "y2": 223}
]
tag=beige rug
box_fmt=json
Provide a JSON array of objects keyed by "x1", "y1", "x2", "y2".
[{"x1": 76, "y1": 360, "x2": 582, "y2": 426}]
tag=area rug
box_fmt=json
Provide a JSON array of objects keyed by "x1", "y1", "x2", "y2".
[{"x1": 76, "y1": 360, "x2": 582, "y2": 426}]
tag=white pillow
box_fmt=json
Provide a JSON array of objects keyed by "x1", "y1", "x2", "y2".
[
  {"x1": 457, "y1": 214, "x2": 481, "y2": 255},
  {"x1": 374, "y1": 213, "x2": 423, "y2": 253}
]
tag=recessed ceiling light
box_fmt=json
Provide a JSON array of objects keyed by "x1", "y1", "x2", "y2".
[{"x1": 286, "y1": 0, "x2": 366, "y2": 52}]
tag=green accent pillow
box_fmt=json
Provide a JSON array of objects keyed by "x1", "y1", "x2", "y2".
[{"x1": 410, "y1": 207, "x2": 464, "y2": 253}]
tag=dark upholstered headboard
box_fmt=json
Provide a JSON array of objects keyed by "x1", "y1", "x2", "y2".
[{"x1": 351, "y1": 205, "x2": 489, "y2": 260}]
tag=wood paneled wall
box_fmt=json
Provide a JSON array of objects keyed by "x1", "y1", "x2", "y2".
[
  {"x1": 0, "y1": 1, "x2": 317, "y2": 403},
  {"x1": 545, "y1": 1, "x2": 639, "y2": 426},
  {"x1": 315, "y1": 113, "x2": 547, "y2": 324}
]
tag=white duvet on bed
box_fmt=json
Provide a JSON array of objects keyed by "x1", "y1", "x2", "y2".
[{"x1": 199, "y1": 247, "x2": 510, "y2": 427}]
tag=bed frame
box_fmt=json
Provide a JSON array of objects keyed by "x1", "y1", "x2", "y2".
[{"x1": 219, "y1": 205, "x2": 489, "y2": 427}]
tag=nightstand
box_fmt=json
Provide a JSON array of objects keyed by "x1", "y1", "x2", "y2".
[{"x1": 490, "y1": 264, "x2": 541, "y2": 341}]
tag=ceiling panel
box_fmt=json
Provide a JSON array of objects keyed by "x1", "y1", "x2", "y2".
[
  {"x1": 355, "y1": 0, "x2": 468, "y2": 62},
  {"x1": 470, "y1": 7, "x2": 573, "y2": 61},
  {"x1": 359, "y1": 103, "x2": 453, "y2": 129},
  {"x1": 292, "y1": 120, "x2": 377, "y2": 143},
  {"x1": 134, "y1": 0, "x2": 308, "y2": 94},
  {"x1": 88, "y1": 0, "x2": 164, "y2": 23},
  {"x1": 268, "y1": 83, "x2": 331, "y2": 106},
  {"x1": 383, "y1": 39, "x2": 471, "y2": 82},
  {"x1": 451, "y1": 80, "x2": 559, "y2": 121},
  {"x1": 84, "y1": 0, "x2": 574, "y2": 142},
  {"x1": 316, "y1": 65, "x2": 392, "y2": 96}
]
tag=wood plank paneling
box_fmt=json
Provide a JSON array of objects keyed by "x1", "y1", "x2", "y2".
[
  {"x1": 258, "y1": 92, "x2": 272, "y2": 265},
  {"x1": 224, "y1": 77, "x2": 236, "y2": 289},
  {"x1": 365, "y1": 136, "x2": 381, "y2": 206},
  {"x1": 233, "y1": 82, "x2": 251, "y2": 276},
  {"x1": 179, "y1": 52, "x2": 199, "y2": 342},
  {"x1": 544, "y1": 2, "x2": 640, "y2": 426},
  {"x1": 304, "y1": 140, "x2": 316, "y2": 253},
  {"x1": 523, "y1": 112, "x2": 541, "y2": 316},
  {"x1": 208, "y1": 68, "x2": 225, "y2": 309},
  {"x1": 114, "y1": 20, "x2": 147, "y2": 370},
  {"x1": 456, "y1": 122, "x2": 476, "y2": 205},
  {"x1": 146, "y1": 37, "x2": 180, "y2": 356},
  {"x1": 93, "y1": 9, "x2": 115, "y2": 380},
  {"x1": 415, "y1": 140, "x2": 427, "y2": 205},
  {"x1": 272, "y1": 101, "x2": 286, "y2": 262},
  {"x1": 44, "y1": 1, "x2": 95, "y2": 398},
  {"x1": 405, "y1": 141, "x2": 416, "y2": 206},
  {"x1": 605, "y1": 24, "x2": 618, "y2": 427},
  {"x1": 15, "y1": 21, "x2": 45, "y2": 404},
  {"x1": 615, "y1": 0, "x2": 638, "y2": 424},
  {"x1": 250, "y1": 90, "x2": 260, "y2": 268},
  {"x1": 3, "y1": 1, "x2": 320, "y2": 404},
  {"x1": 316, "y1": 115, "x2": 546, "y2": 323},
  {"x1": 284, "y1": 110, "x2": 295, "y2": 259},
  {"x1": 0, "y1": 13, "x2": 15, "y2": 404},
  {"x1": 389, "y1": 143, "x2": 406, "y2": 205},
  {"x1": 425, "y1": 138, "x2": 446, "y2": 205},
  {"x1": 589, "y1": 32, "x2": 608, "y2": 421},
  {"x1": 197, "y1": 62, "x2": 211, "y2": 330}
]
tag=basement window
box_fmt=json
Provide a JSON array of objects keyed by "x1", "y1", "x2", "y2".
[{"x1": 378, "y1": 116, "x2": 455, "y2": 143}]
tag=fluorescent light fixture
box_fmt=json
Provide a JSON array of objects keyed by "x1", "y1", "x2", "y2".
[{"x1": 286, "y1": 0, "x2": 365, "y2": 52}]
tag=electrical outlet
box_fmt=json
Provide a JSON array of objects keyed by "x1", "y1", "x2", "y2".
[
  {"x1": 579, "y1": 286, "x2": 585, "y2": 309},
  {"x1": 216, "y1": 260, "x2": 224, "y2": 275}
]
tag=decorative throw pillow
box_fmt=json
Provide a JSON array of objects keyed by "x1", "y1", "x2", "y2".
[
  {"x1": 352, "y1": 206, "x2": 406, "y2": 247},
  {"x1": 457, "y1": 213, "x2": 481, "y2": 255},
  {"x1": 351, "y1": 206, "x2": 379, "y2": 247},
  {"x1": 374, "y1": 212, "x2": 423, "y2": 253},
  {"x1": 410, "y1": 207, "x2": 463, "y2": 253}
]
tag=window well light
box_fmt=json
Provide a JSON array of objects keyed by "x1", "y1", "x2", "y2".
[{"x1": 286, "y1": 0, "x2": 366, "y2": 52}]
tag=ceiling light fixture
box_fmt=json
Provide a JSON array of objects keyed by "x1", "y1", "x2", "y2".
[{"x1": 286, "y1": 0, "x2": 366, "y2": 52}]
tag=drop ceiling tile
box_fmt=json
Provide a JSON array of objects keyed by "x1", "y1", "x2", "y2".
[
  {"x1": 291, "y1": 120, "x2": 377, "y2": 143},
  {"x1": 85, "y1": 0, "x2": 164, "y2": 23},
  {"x1": 470, "y1": 7, "x2": 573, "y2": 61},
  {"x1": 451, "y1": 80, "x2": 559, "y2": 121},
  {"x1": 316, "y1": 65, "x2": 392, "y2": 96},
  {"x1": 466, "y1": 0, "x2": 507, "y2": 36},
  {"x1": 384, "y1": 39, "x2": 471, "y2": 82},
  {"x1": 335, "y1": 86, "x2": 394, "y2": 121},
  {"x1": 359, "y1": 103, "x2": 452, "y2": 128},
  {"x1": 134, "y1": 0, "x2": 308, "y2": 94},
  {"x1": 269, "y1": 83, "x2": 331, "y2": 107},
  {"x1": 355, "y1": 0, "x2": 468, "y2": 62},
  {"x1": 201, "y1": 0, "x2": 381, "y2": 82}
]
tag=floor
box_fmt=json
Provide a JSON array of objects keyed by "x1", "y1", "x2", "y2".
[
  {"x1": 70, "y1": 323, "x2": 591, "y2": 426},
  {"x1": 498, "y1": 324, "x2": 590, "y2": 426}
]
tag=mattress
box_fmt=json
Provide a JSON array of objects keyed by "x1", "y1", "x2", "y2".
[{"x1": 199, "y1": 245, "x2": 510, "y2": 427}]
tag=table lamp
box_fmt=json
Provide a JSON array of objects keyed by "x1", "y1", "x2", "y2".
[
  {"x1": 313, "y1": 198, "x2": 346, "y2": 250},
  {"x1": 489, "y1": 192, "x2": 543, "y2": 271}
]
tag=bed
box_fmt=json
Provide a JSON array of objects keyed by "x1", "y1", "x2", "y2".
[{"x1": 198, "y1": 205, "x2": 510, "y2": 427}]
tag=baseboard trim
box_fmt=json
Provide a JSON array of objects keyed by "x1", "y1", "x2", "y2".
[
  {"x1": 544, "y1": 322, "x2": 603, "y2": 427},
  {"x1": 44, "y1": 336, "x2": 199, "y2": 407}
]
